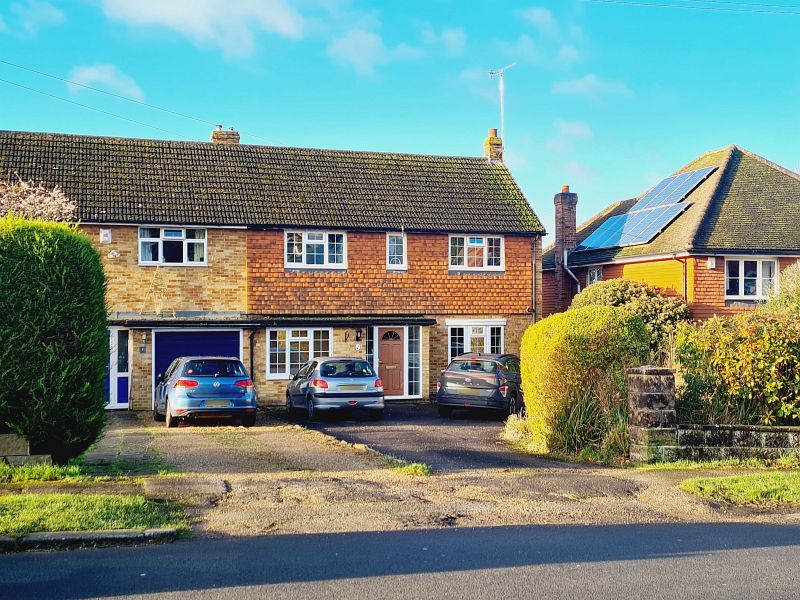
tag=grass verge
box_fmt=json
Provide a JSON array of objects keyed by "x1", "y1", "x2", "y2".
[
  {"x1": 0, "y1": 494, "x2": 192, "y2": 536},
  {"x1": 384, "y1": 456, "x2": 432, "y2": 477},
  {"x1": 0, "y1": 463, "x2": 112, "y2": 483},
  {"x1": 637, "y1": 453, "x2": 800, "y2": 472},
  {"x1": 681, "y1": 471, "x2": 800, "y2": 505}
]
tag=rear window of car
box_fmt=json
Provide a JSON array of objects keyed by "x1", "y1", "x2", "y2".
[
  {"x1": 182, "y1": 360, "x2": 246, "y2": 377},
  {"x1": 448, "y1": 359, "x2": 498, "y2": 374},
  {"x1": 319, "y1": 360, "x2": 375, "y2": 378}
]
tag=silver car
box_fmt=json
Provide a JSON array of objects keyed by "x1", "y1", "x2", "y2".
[{"x1": 286, "y1": 357, "x2": 384, "y2": 421}]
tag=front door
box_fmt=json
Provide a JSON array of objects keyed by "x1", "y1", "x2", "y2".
[{"x1": 378, "y1": 328, "x2": 404, "y2": 397}]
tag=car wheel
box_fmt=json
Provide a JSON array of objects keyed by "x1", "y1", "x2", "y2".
[
  {"x1": 242, "y1": 414, "x2": 256, "y2": 427},
  {"x1": 437, "y1": 405, "x2": 452, "y2": 418},
  {"x1": 306, "y1": 396, "x2": 316, "y2": 422},
  {"x1": 166, "y1": 400, "x2": 178, "y2": 428},
  {"x1": 153, "y1": 403, "x2": 165, "y2": 422}
]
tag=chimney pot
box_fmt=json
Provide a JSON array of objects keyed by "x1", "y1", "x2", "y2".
[
  {"x1": 488, "y1": 128, "x2": 498, "y2": 138},
  {"x1": 562, "y1": 184, "x2": 570, "y2": 193}
]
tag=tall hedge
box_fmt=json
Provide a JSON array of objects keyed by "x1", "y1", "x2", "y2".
[
  {"x1": 569, "y1": 279, "x2": 690, "y2": 354},
  {"x1": 520, "y1": 306, "x2": 649, "y2": 452},
  {"x1": 675, "y1": 314, "x2": 800, "y2": 426},
  {"x1": 0, "y1": 216, "x2": 107, "y2": 463}
]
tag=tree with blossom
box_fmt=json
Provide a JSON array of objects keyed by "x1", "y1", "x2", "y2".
[{"x1": 0, "y1": 176, "x2": 76, "y2": 221}]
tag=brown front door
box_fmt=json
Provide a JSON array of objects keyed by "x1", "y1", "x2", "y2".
[{"x1": 378, "y1": 328, "x2": 404, "y2": 397}]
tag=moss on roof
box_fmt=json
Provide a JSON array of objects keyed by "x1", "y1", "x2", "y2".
[{"x1": 0, "y1": 130, "x2": 544, "y2": 234}]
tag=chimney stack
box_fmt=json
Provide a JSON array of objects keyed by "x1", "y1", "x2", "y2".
[
  {"x1": 553, "y1": 184, "x2": 579, "y2": 312},
  {"x1": 211, "y1": 125, "x2": 240, "y2": 145},
  {"x1": 484, "y1": 128, "x2": 503, "y2": 163}
]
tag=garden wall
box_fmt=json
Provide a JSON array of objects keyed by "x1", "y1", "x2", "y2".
[{"x1": 628, "y1": 366, "x2": 800, "y2": 463}]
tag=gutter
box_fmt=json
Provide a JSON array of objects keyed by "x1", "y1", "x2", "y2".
[{"x1": 563, "y1": 250, "x2": 581, "y2": 294}]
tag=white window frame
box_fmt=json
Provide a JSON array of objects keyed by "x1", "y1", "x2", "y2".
[
  {"x1": 448, "y1": 235, "x2": 505, "y2": 272},
  {"x1": 284, "y1": 230, "x2": 348, "y2": 269},
  {"x1": 588, "y1": 266, "x2": 603, "y2": 286},
  {"x1": 266, "y1": 327, "x2": 334, "y2": 380},
  {"x1": 724, "y1": 257, "x2": 778, "y2": 300},
  {"x1": 445, "y1": 318, "x2": 506, "y2": 362},
  {"x1": 138, "y1": 226, "x2": 207, "y2": 266},
  {"x1": 386, "y1": 232, "x2": 408, "y2": 271}
]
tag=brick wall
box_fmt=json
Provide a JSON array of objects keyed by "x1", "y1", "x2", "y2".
[
  {"x1": 81, "y1": 225, "x2": 247, "y2": 313},
  {"x1": 247, "y1": 230, "x2": 537, "y2": 315}
]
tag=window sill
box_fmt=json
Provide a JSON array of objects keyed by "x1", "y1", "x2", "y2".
[
  {"x1": 266, "y1": 374, "x2": 292, "y2": 381},
  {"x1": 386, "y1": 268, "x2": 408, "y2": 273},
  {"x1": 284, "y1": 267, "x2": 348, "y2": 273},
  {"x1": 138, "y1": 262, "x2": 209, "y2": 268},
  {"x1": 448, "y1": 269, "x2": 506, "y2": 275}
]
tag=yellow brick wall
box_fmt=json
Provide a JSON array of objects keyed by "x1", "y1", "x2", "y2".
[{"x1": 80, "y1": 225, "x2": 247, "y2": 313}]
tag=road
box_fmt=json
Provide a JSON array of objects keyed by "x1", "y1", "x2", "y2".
[
  {"x1": 307, "y1": 402, "x2": 572, "y2": 472},
  {"x1": 2, "y1": 523, "x2": 798, "y2": 599}
]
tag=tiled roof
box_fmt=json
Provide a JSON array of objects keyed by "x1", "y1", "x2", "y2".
[
  {"x1": 0, "y1": 130, "x2": 544, "y2": 234},
  {"x1": 543, "y1": 145, "x2": 800, "y2": 268}
]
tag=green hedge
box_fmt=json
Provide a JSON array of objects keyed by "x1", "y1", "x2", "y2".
[
  {"x1": 520, "y1": 306, "x2": 649, "y2": 454},
  {"x1": 569, "y1": 279, "x2": 690, "y2": 354},
  {"x1": 0, "y1": 216, "x2": 107, "y2": 463},
  {"x1": 675, "y1": 314, "x2": 800, "y2": 426}
]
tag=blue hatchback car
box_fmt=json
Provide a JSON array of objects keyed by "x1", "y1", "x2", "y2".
[{"x1": 153, "y1": 356, "x2": 258, "y2": 427}]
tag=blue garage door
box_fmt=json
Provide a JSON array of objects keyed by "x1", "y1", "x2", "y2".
[{"x1": 154, "y1": 330, "x2": 241, "y2": 384}]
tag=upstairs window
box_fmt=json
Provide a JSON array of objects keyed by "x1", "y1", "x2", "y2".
[
  {"x1": 139, "y1": 227, "x2": 206, "y2": 265},
  {"x1": 285, "y1": 231, "x2": 347, "y2": 268},
  {"x1": 725, "y1": 258, "x2": 777, "y2": 299},
  {"x1": 449, "y1": 235, "x2": 504, "y2": 271},
  {"x1": 386, "y1": 233, "x2": 407, "y2": 270}
]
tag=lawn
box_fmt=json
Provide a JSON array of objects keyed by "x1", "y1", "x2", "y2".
[
  {"x1": 0, "y1": 494, "x2": 192, "y2": 536},
  {"x1": 681, "y1": 471, "x2": 800, "y2": 505}
]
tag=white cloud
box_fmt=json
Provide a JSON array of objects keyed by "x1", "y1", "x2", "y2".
[
  {"x1": 546, "y1": 119, "x2": 593, "y2": 153},
  {"x1": 552, "y1": 74, "x2": 632, "y2": 100},
  {"x1": 99, "y1": 0, "x2": 305, "y2": 56},
  {"x1": 441, "y1": 28, "x2": 466, "y2": 56},
  {"x1": 327, "y1": 29, "x2": 424, "y2": 75},
  {"x1": 68, "y1": 64, "x2": 145, "y2": 102},
  {"x1": 11, "y1": 0, "x2": 64, "y2": 34},
  {"x1": 520, "y1": 7, "x2": 557, "y2": 38},
  {"x1": 557, "y1": 44, "x2": 580, "y2": 65}
]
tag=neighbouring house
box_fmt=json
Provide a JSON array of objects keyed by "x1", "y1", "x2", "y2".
[
  {"x1": 542, "y1": 145, "x2": 800, "y2": 319},
  {"x1": 0, "y1": 127, "x2": 544, "y2": 410}
]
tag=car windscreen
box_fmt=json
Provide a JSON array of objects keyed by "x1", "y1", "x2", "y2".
[
  {"x1": 319, "y1": 360, "x2": 375, "y2": 378},
  {"x1": 448, "y1": 359, "x2": 498, "y2": 374},
  {"x1": 182, "y1": 360, "x2": 246, "y2": 377}
]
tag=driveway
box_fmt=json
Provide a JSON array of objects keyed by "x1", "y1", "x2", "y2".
[{"x1": 306, "y1": 403, "x2": 572, "y2": 473}]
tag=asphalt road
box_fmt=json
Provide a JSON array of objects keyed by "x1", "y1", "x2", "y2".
[
  {"x1": 2, "y1": 523, "x2": 799, "y2": 599},
  {"x1": 306, "y1": 402, "x2": 573, "y2": 472}
]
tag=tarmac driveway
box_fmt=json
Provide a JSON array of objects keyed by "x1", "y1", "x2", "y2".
[{"x1": 306, "y1": 403, "x2": 572, "y2": 473}]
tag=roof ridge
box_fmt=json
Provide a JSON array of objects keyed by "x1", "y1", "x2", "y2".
[
  {"x1": 0, "y1": 128, "x2": 491, "y2": 163},
  {"x1": 685, "y1": 145, "x2": 737, "y2": 251}
]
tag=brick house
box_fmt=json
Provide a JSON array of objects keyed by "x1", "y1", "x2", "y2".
[
  {"x1": 0, "y1": 127, "x2": 544, "y2": 410},
  {"x1": 542, "y1": 145, "x2": 800, "y2": 319}
]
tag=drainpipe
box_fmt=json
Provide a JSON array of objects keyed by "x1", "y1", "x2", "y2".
[
  {"x1": 672, "y1": 254, "x2": 688, "y2": 302},
  {"x1": 563, "y1": 250, "x2": 581, "y2": 295},
  {"x1": 531, "y1": 238, "x2": 537, "y2": 321},
  {"x1": 248, "y1": 328, "x2": 257, "y2": 381}
]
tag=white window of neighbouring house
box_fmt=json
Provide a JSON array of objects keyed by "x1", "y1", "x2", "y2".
[
  {"x1": 446, "y1": 319, "x2": 505, "y2": 361},
  {"x1": 267, "y1": 328, "x2": 333, "y2": 378},
  {"x1": 449, "y1": 235, "x2": 504, "y2": 271},
  {"x1": 725, "y1": 258, "x2": 778, "y2": 299},
  {"x1": 138, "y1": 227, "x2": 207, "y2": 265},
  {"x1": 588, "y1": 267, "x2": 603, "y2": 286},
  {"x1": 387, "y1": 233, "x2": 407, "y2": 270},
  {"x1": 284, "y1": 231, "x2": 347, "y2": 268}
]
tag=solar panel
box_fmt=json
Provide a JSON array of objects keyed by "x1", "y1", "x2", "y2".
[
  {"x1": 632, "y1": 166, "x2": 716, "y2": 212},
  {"x1": 573, "y1": 165, "x2": 717, "y2": 251}
]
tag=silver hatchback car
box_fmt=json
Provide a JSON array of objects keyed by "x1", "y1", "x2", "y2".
[{"x1": 286, "y1": 357, "x2": 384, "y2": 421}]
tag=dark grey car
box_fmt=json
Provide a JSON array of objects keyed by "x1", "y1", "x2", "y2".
[{"x1": 435, "y1": 353, "x2": 524, "y2": 418}]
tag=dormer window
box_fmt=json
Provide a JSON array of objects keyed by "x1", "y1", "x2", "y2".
[{"x1": 138, "y1": 227, "x2": 206, "y2": 265}]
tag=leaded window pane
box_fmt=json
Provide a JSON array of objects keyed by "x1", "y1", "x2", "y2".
[
  {"x1": 450, "y1": 237, "x2": 465, "y2": 266},
  {"x1": 487, "y1": 237, "x2": 502, "y2": 266},
  {"x1": 490, "y1": 327, "x2": 502, "y2": 354},
  {"x1": 287, "y1": 233, "x2": 303, "y2": 263},
  {"x1": 450, "y1": 327, "x2": 465, "y2": 360},
  {"x1": 328, "y1": 234, "x2": 344, "y2": 264}
]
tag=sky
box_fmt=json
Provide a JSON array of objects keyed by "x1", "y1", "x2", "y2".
[{"x1": 1, "y1": 0, "x2": 799, "y2": 238}]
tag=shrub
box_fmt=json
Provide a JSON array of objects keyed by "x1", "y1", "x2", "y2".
[
  {"x1": 569, "y1": 279, "x2": 690, "y2": 355},
  {"x1": 675, "y1": 314, "x2": 800, "y2": 425},
  {"x1": 764, "y1": 261, "x2": 800, "y2": 316},
  {"x1": 0, "y1": 215, "x2": 107, "y2": 463},
  {"x1": 519, "y1": 306, "x2": 649, "y2": 454}
]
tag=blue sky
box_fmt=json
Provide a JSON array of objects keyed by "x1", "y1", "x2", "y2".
[{"x1": 1, "y1": 0, "x2": 799, "y2": 237}]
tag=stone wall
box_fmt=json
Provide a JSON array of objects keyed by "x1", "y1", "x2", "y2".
[{"x1": 628, "y1": 366, "x2": 800, "y2": 463}]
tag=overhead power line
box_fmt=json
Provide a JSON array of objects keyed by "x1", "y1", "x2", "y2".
[{"x1": 581, "y1": 0, "x2": 800, "y2": 14}]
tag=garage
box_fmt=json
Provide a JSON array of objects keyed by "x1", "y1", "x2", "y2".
[{"x1": 152, "y1": 329, "x2": 242, "y2": 406}]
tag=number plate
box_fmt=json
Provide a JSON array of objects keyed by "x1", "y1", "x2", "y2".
[
  {"x1": 338, "y1": 385, "x2": 365, "y2": 391},
  {"x1": 205, "y1": 400, "x2": 230, "y2": 407}
]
